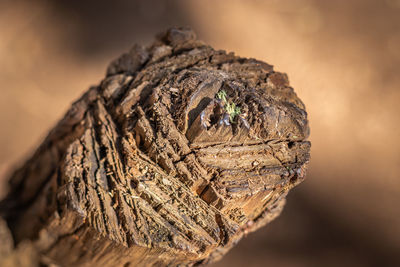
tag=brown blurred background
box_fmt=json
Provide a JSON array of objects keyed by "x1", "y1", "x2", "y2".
[{"x1": 1, "y1": 0, "x2": 399, "y2": 266}]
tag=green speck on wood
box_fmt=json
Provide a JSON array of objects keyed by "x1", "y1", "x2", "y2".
[{"x1": 216, "y1": 90, "x2": 241, "y2": 123}]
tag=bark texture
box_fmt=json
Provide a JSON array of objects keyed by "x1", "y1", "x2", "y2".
[{"x1": 0, "y1": 27, "x2": 310, "y2": 266}]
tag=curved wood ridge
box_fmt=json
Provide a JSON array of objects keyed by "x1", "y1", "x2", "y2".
[{"x1": 0, "y1": 27, "x2": 310, "y2": 266}]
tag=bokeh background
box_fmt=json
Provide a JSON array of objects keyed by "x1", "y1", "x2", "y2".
[{"x1": 1, "y1": 0, "x2": 399, "y2": 266}]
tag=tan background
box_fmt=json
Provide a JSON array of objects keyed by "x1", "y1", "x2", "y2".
[{"x1": 1, "y1": 0, "x2": 399, "y2": 266}]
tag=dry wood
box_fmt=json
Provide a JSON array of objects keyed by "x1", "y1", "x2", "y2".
[{"x1": 0, "y1": 27, "x2": 310, "y2": 266}]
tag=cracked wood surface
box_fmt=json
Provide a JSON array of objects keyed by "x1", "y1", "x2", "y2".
[{"x1": 0, "y1": 27, "x2": 310, "y2": 267}]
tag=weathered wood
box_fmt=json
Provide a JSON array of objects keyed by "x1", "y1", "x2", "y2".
[{"x1": 0, "y1": 27, "x2": 310, "y2": 266}]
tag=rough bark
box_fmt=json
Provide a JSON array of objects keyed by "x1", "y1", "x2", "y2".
[{"x1": 0, "y1": 27, "x2": 310, "y2": 266}]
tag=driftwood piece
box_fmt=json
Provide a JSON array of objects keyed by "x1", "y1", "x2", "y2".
[{"x1": 0, "y1": 28, "x2": 310, "y2": 266}]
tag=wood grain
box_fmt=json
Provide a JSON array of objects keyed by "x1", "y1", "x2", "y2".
[{"x1": 0, "y1": 28, "x2": 310, "y2": 266}]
